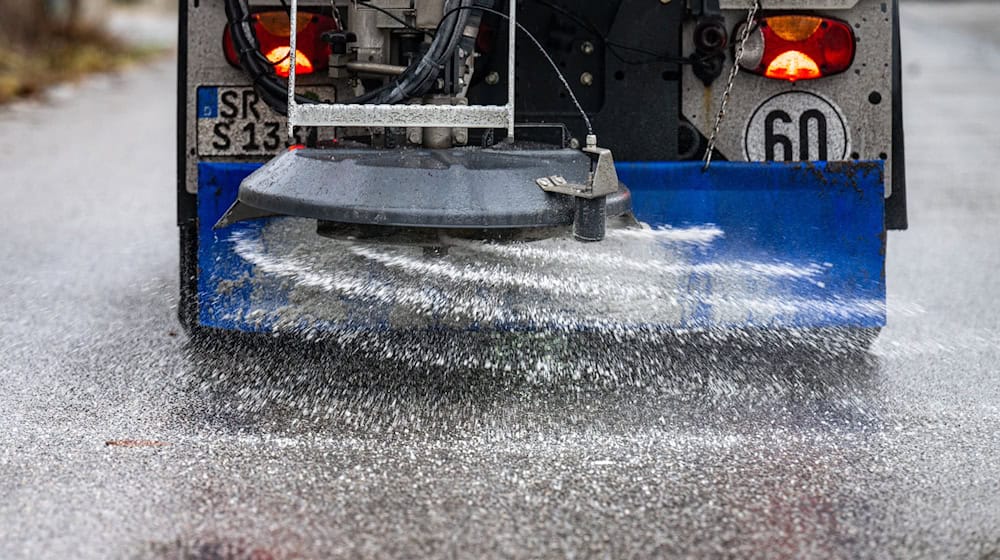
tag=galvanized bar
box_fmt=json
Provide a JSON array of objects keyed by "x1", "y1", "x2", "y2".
[
  {"x1": 290, "y1": 103, "x2": 512, "y2": 128},
  {"x1": 506, "y1": 0, "x2": 516, "y2": 140},
  {"x1": 719, "y1": 0, "x2": 860, "y2": 7},
  {"x1": 288, "y1": 0, "x2": 299, "y2": 136}
]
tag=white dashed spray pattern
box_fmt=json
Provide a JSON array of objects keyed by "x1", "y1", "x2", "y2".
[{"x1": 222, "y1": 218, "x2": 884, "y2": 345}]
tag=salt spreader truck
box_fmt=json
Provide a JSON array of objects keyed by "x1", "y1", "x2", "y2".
[{"x1": 178, "y1": 0, "x2": 907, "y2": 342}]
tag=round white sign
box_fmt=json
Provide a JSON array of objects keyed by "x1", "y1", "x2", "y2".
[{"x1": 744, "y1": 91, "x2": 850, "y2": 162}]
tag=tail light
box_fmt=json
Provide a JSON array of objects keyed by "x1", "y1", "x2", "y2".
[
  {"x1": 223, "y1": 11, "x2": 339, "y2": 78},
  {"x1": 738, "y1": 15, "x2": 855, "y2": 82}
]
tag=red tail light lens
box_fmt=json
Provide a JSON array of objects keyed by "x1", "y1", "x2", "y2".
[
  {"x1": 738, "y1": 15, "x2": 855, "y2": 82},
  {"x1": 223, "y1": 11, "x2": 338, "y2": 78}
]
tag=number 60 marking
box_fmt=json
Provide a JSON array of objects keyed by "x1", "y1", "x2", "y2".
[
  {"x1": 765, "y1": 109, "x2": 829, "y2": 161},
  {"x1": 745, "y1": 91, "x2": 849, "y2": 163}
]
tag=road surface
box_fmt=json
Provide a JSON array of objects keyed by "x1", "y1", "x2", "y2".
[{"x1": 1, "y1": 3, "x2": 999, "y2": 558}]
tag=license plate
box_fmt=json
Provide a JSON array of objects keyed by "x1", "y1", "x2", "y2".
[{"x1": 196, "y1": 86, "x2": 335, "y2": 156}]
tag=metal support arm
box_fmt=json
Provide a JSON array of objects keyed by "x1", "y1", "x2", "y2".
[{"x1": 286, "y1": 0, "x2": 517, "y2": 139}]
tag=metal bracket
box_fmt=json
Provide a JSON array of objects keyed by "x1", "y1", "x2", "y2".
[
  {"x1": 286, "y1": 0, "x2": 517, "y2": 139},
  {"x1": 536, "y1": 137, "x2": 620, "y2": 200},
  {"x1": 214, "y1": 200, "x2": 278, "y2": 230}
]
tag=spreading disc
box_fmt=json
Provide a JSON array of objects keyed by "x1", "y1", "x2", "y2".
[{"x1": 216, "y1": 148, "x2": 632, "y2": 231}]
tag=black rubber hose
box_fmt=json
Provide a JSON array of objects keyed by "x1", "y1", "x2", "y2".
[
  {"x1": 335, "y1": 0, "x2": 464, "y2": 105},
  {"x1": 224, "y1": 0, "x2": 316, "y2": 115},
  {"x1": 365, "y1": 0, "x2": 471, "y2": 104}
]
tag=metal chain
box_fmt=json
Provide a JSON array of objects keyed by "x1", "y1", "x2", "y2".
[
  {"x1": 332, "y1": 0, "x2": 344, "y2": 29},
  {"x1": 702, "y1": 0, "x2": 761, "y2": 170}
]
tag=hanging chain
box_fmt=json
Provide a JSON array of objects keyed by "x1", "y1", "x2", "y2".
[
  {"x1": 332, "y1": 0, "x2": 344, "y2": 29},
  {"x1": 703, "y1": 0, "x2": 761, "y2": 170}
]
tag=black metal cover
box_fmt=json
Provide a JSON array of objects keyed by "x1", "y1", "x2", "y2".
[{"x1": 237, "y1": 148, "x2": 632, "y2": 229}]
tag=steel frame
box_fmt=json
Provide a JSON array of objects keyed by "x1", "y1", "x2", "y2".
[{"x1": 286, "y1": 0, "x2": 517, "y2": 138}]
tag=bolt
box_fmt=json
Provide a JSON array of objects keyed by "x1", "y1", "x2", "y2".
[
  {"x1": 569, "y1": 138, "x2": 581, "y2": 149},
  {"x1": 580, "y1": 72, "x2": 594, "y2": 87},
  {"x1": 485, "y1": 72, "x2": 500, "y2": 86},
  {"x1": 580, "y1": 41, "x2": 595, "y2": 55},
  {"x1": 408, "y1": 129, "x2": 422, "y2": 144},
  {"x1": 454, "y1": 129, "x2": 468, "y2": 145}
]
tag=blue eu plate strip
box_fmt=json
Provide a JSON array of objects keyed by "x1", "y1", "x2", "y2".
[{"x1": 196, "y1": 87, "x2": 219, "y2": 119}]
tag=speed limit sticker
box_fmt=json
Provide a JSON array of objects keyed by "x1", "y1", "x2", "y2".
[{"x1": 744, "y1": 91, "x2": 850, "y2": 162}]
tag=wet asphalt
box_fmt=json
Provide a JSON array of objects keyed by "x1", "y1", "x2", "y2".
[{"x1": 1, "y1": 3, "x2": 1000, "y2": 559}]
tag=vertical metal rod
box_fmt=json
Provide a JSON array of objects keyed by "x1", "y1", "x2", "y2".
[
  {"x1": 506, "y1": 0, "x2": 516, "y2": 141},
  {"x1": 288, "y1": 0, "x2": 299, "y2": 135}
]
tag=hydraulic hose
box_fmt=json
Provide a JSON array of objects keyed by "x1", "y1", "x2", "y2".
[{"x1": 224, "y1": 0, "x2": 314, "y2": 114}]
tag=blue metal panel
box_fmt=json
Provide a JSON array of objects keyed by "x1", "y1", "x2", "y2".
[
  {"x1": 197, "y1": 162, "x2": 278, "y2": 332},
  {"x1": 618, "y1": 161, "x2": 886, "y2": 329},
  {"x1": 197, "y1": 160, "x2": 885, "y2": 332}
]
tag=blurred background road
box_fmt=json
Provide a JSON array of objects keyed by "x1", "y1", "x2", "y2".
[{"x1": 1, "y1": 2, "x2": 999, "y2": 559}]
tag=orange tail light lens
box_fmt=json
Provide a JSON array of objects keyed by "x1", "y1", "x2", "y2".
[
  {"x1": 738, "y1": 15, "x2": 855, "y2": 82},
  {"x1": 265, "y1": 46, "x2": 314, "y2": 78},
  {"x1": 766, "y1": 50, "x2": 821, "y2": 81},
  {"x1": 223, "y1": 11, "x2": 338, "y2": 78}
]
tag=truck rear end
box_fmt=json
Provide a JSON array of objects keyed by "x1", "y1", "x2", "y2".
[{"x1": 177, "y1": 0, "x2": 906, "y2": 341}]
